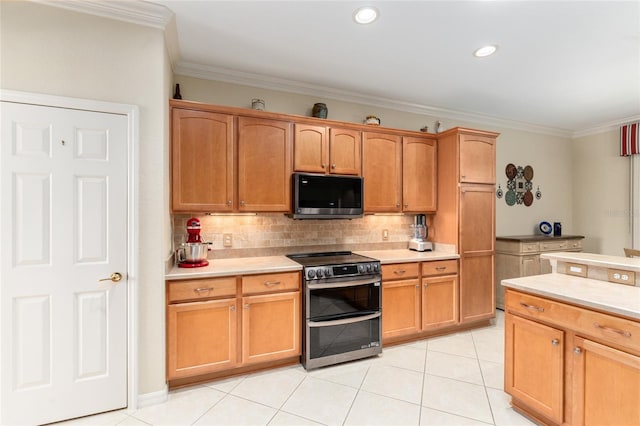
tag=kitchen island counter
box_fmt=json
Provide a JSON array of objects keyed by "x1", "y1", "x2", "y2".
[{"x1": 502, "y1": 273, "x2": 640, "y2": 320}]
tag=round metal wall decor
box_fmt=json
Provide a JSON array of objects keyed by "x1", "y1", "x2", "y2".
[{"x1": 501, "y1": 163, "x2": 540, "y2": 206}]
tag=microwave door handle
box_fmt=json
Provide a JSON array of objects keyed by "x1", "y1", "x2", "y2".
[
  {"x1": 308, "y1": 312, "x2": 381, "y2": 327},
  {"x1": 307, "y1": 278, "x2": 381, "y2": 290}
]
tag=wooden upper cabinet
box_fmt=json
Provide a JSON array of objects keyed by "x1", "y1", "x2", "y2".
[
  {"x1": 171, "y1": 108, "x2": 234, "y2": 212},
  {"x1": 237, "y1": 117, "x2": 292, "y2": 212},
  {"x1": 363, "y1": 132, "x2": 402, "y2": 212},
  {"x1": 329, "y1": 128, "x2": 361, "y2": 175},
  {"x1": 293, "y1": 124, "x2": 327, "y2": 174},
  {"x1": 403, "y1": 136, "x2": 437, "y2": 212},
  {"x1": 294, "y1": 124, "x2": 361, "y2": 175},
  {"x1": 459, "y1": 133, "x2": 496, "y2": 184}
]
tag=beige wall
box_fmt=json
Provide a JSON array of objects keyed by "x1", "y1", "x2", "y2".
[
  {"x1": 572, "y1": 130, "x2": 632, "y2": 255},
  {"x1": 174, "y1": 75, "x2": 577, "y2": 240},
  {"x1": 0, "y1": 2, "x2": 169, "y2": 395}
]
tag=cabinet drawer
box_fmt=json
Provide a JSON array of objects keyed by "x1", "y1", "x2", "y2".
[
  {"x1": 539, "y1": 240, "x2": 568, "y2": 252},
  {"x1": 506, "y1": 290, "x2": 640, "y2": 353},
  {"x1": 422, "y1": 259, "x2": 458, "y2": 276},
  {"x1": 242, "y1": 272, "x2": 300, "y2": 295},
  {"x1": 168, "y1": 277, "x2": 237, "y2": 303},
  {"x1": 382, "y1": 262, "x2": 419, "y2": 280},
  {"x1": 566, "y1": 239, "x2": 583, "y2": 250}
]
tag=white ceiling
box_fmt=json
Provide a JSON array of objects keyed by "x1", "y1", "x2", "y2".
[{"x1": 152, "y1": 1, "x2": 640, "y2": 135}]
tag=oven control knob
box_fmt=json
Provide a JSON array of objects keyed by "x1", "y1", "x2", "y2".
[
  {"x1": 307, "y1": 269, "x2": 316, "y2": 279},
  {"x1": 373, "y1": 264, "x2": 380, "y2": 272},
  {"x1": 316, "y1": 269, "x2": 323, "y2": 278},
  {"x1": 324, "y1": 268, "x2": 331, "y2": 277},
  {"x1": 366, "y1": 264, "x2": 372, "y2": 272},
  {"x1": 358, "y1": 264, "x2": 365, "y2": 273}
]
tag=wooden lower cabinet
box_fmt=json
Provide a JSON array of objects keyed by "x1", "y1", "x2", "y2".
[
  {"x1": 505, "y1": 289, "x2": 640, "y2": 425},
  {"x1": 459, "y1": 254, "x2": 495, "y2": 323},
  {"x1": 167, "y1": 298, "x2": 238, "y2": 380},
  {"x1": 422, "y1": 274, "x2": 458, "y2": 330},
  {"x1": 382, "y1": 260, "x2": 460, "y2": 342},
  {"x1": 382, "y1": 278, "x2": 421, "y2": 339},
  {"x1": 242, "y1": 291, "x2": 301, "y2": 364},
  {"x1": 505, "y1": 313, "x2": 564, "y2": 424},
  {"x1": 166, "y1": 271, "x2": 301, "y2": 384},
  {"x1": 572, "y1": 337, "x2": 640, "y2": 426}
]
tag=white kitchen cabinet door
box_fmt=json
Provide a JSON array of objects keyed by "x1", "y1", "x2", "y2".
[{"x1": 0, "y1": 101, "x2": 129, "y2": 425}]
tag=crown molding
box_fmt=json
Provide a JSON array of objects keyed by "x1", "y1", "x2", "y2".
[
  {"x1": 572, "y1": 115, "x2": 640, "y2": 139},
  {"x1": 33, "y1": 0, "x2": 173, "y2": 30},
  {"x1": 174, "y1": 61, "x2": 573, "y2": 138}
]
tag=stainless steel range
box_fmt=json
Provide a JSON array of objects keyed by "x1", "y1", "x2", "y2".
[{"x1": 286, "y1": 251, "x2": 382, "y2": 370}]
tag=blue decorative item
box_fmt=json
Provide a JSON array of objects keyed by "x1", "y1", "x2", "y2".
[{"x1": 539, "y1": 221, "x2": 552, "y2": 235}]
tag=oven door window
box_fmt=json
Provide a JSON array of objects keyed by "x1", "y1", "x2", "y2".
[
  {"x1": 308, "y1": 283, "x2": 380, "y2": 320},
  {"x1": 308, "y1": 314, "x2": 380, "y2": 360}
]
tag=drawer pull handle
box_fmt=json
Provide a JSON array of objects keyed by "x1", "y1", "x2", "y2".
[
  {"x1": 519, "y1": 302, "x2": 544, "y2": 312},
  {"x1": 194, "y1": 287, "x2": 215, "y2": 293},
  {"x1": 393, "y1": 270, "x2": 406, "y2": 275},
  {"x1": 551, "y1": 339, "x2": 559, "y2": 346},
  {"x1": 264, "y1": 281, "x2": 281, "y2": 287},
  {"x1": 435, "y1": 266, "x2": 447, "y2": 271},
  {"x1": 593, "y1": 322, "x2": 632, "y2": 338}
]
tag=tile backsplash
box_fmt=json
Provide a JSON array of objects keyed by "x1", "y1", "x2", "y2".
[{"x1": 172, "y1": 213, "x2": 430, "y2": 259}]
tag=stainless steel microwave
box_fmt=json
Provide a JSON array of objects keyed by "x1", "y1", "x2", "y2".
[{"x1": 291, "y1": 173, "x2": 363, "y2": 219}]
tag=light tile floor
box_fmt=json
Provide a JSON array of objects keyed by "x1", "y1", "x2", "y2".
[{"x1": 61, "y1": 310, "x2": 536, "y2": 426}]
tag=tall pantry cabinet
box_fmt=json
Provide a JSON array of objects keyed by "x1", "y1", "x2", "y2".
[{"x1": 435, "y1": 128, "x2": 498, "y2": 324}]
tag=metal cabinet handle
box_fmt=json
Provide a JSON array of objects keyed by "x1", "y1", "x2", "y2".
[
  {"x1": 230, "y1": 305, "x2": 236, "y2": 311},
  {"x1": 244, "y1": 304, "x2": 250, "y2": 309},
  {"x1": 263, "y1": 281, "x2": 281, "y2": 287},
  {"x1": 519, "y1": 302, "x2": 544, "y2": 312},
  {"x1": 322, "y1": 163, "x2": 326, "y2": 169},
  {"x1": 435, "y1": 266, "x2": 447, "y2": 271},
  {"x1": 574, "y1": 347, "x2": 582, "y2": 354},
  {"x1": 393, "y1": 270, "x2": 406, "y2": 275},
  {"x1": 194, "y1": 287, "x2": 214, "y2": 293},
  {"x1": 227, "y1": 200, "x2": 232, "y2": 206},
  {"x1": 240, "y1": 200, "x2": 246, "y2": 206},
  {"x1": 396, "y1": 203, "x2": 400, "y2": 208},
  {"x1": 331, "y1": 164, "x2": 336, "y2": 169},
  {"x1": 404, "y1": 204, "x2": 408, "y2": 208},
  {"x1": 593, "y1": 322, "x2": 631, "y2": 338},
  {"x1": 551, "y1": 339, "x2": 559, "y2": 346},
  {"x1": 98, "y1": 272, "x2": 122, "y2": 283}
]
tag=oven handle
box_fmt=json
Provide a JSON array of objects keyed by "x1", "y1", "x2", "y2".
[
  {"x1": 308, "y1": 312, "x2": 381, "y2": 328},
  {"x1": 307, "y1": 277, "x2": 381, "y2": 290}
]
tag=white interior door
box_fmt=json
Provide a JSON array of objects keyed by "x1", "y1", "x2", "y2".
[{"x1": 1, "y1": 101, "x2": 128, "y2": 425}]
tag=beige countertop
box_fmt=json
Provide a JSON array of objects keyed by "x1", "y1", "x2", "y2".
[
  {"x1": 501, "y1": 273, "x2": 640, "y2": 320},
  {"x1": 354, "y1": 249, "x2": 459, "y2": 263},
  {"x1": 166, "y1": 249, "x2": 459, "y2": 280},
  {"x1": 541, "y1": 251, "x2": 640, "y2": 272},
  {"x1": 166, "y1": 256, "x2": 302, "y2": 280}
]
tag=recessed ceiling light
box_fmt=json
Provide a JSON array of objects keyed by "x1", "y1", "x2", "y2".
[
  {"x1": 474, "y1": 45, "x2": 498, "y2": 57},
  {"x1": 353, "y1": 6, "x2": 378, "y2": 24}
]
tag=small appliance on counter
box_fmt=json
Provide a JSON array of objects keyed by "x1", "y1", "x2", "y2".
[
  {"x1": 409, "y1": 214, "x2": 433, "y2": 252},
  {"x1": 176, "y1": 217, "x2": 210, "y2": 268}
]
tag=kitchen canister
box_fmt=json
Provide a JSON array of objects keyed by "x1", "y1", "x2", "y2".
[
  {"x1": 312, "y1": 103, "x2": 328, "y2": 118},
  {"x1": 251, "y1": 99, "x2": 265, "y2": 110},
  {"x1": 553, "y1": 222, "x2": 562, "y2": 236}
]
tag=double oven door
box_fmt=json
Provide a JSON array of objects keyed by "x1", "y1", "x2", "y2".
[{"x1": 304, "y1": 275, "x2": 382, "y2": 369}]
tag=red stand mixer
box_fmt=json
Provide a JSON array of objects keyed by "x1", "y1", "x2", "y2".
[{"x1": 177, "y1": 218, "x2": 210, "y2": 268}]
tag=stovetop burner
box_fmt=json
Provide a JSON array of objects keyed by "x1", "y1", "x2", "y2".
[{"x1": 286, "y1": 251, "x2": 377, "y2": 267}]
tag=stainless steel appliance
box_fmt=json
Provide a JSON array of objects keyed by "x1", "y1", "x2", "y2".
[
  {"x1": 286, "y1": 251, "x2": 382, "y2": 370},
  {"x1": 176, "y1": 217, "x2": 210, "y2": 268},
  {"x1": 291, "y1": 173, "x2": 364, "y2": 219},
  {"x1": 409, "y1": 214, "x2": 433, "y2": 252}
]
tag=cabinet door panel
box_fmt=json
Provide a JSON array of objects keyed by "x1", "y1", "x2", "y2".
[
  {"x1": 460, "y1": 185, "x2": 495, "y2": 254},
  {"x1": 294, "y1": 124, "x2": 327, "y2": 173},
  {"x1": 171, "y1": 109, "x2": 233, "y2": 212},
  {"x1": 521, "y1": 255, "x2": 540, "y2": 277},
  {"x1": 403, "y1": 136, "x2": 437, "y2": 212},
  {"x1": 422, "y1": 275, "x2": 458, "y2": 330},
  {"x1": 363, "y1": 132, "x2": 402, "y2": 212},
  {"x1": 242, "y1": 292, "x2": 301, "y2": 364},
  {"x1": 572, "y1": 337, "x2": 640, "y2": 426},
  {"x1": 460, "y1": 254, "x2": 494, "y2": 323},
  {"x1": 329, "y1": 128, "x2": 361, "y2": 175},
  {"x1": 505, "y1": 314, "x2": 564, "y2": 424},
  {"x1": 382, "y1": 279, "x2": 420, "y2": 339},
  {"x1": 459, "y1": 134, "x2": 495, "y2": 184},
  {"x1": 167, "y1": 299, "x2": 237, "y2": 379},
  {"x1": 238, "y1": 117, "x2": 292, "y2": 212}
]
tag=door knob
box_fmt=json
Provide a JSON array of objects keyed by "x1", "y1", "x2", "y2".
[{"x1": 98, "y1": 272, "x2": 123, "y2": 283}]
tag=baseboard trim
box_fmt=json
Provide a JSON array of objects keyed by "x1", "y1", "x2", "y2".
[{"x1": 137, "y1": 386, "x2": 168, "y2": 408}]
